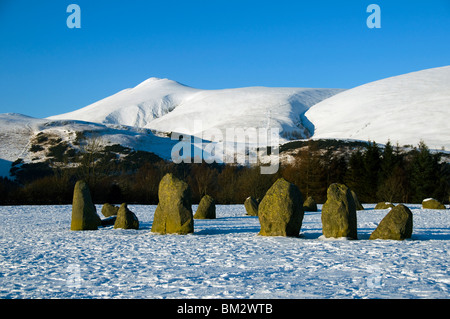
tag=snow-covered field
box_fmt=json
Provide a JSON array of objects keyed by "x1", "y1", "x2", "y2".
[{"x1": 0, "y1": 204, "x2": 449, "y2": 299}]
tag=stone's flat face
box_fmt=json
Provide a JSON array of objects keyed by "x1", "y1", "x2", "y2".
[
  {"x1": 244, "y1": 197, "x2": 259, "y2": 216},
  {"x1": 194, "y1": 195, "x2": 216, "y2": 219},
  {"x1": 71, "y1": 180, "x2": 102, "y2": 231},
  {"x1": 321, "y1": 183, "x2": 357, "y2": 239},
  {"x1": 151, "y1": 174, "x2": 194, "y2": 235},
  {"x1": 114, "y1": 203, "x2": 139, "y2": 230},
  {"x1": 370, "y1": 204, "x2": 413, "y2": 240},
  {"x1": 258, "y1": 178, "x2": 304, "y2": 237}
]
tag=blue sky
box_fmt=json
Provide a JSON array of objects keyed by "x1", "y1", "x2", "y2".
[{"x1": 0, "y1": 0, "x2": 449, "y2": 118}]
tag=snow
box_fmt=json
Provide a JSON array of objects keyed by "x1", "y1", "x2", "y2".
[
  {"x1": 0, "y1": 113, "x2": 181, "y2": 177},
  {"x1": 48, "y1": 78, "x2": 343, "y2": 143},
  {"x1": 1, "y1": 204, "x2": 449, "y2": 299},
  {"x1": 305, "y1": 66, "x2": 450, "y2": 150}
]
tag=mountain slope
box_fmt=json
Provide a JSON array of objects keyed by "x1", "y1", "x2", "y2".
[
  {"x1": 0, "y1": 113, "x2": 178, "y2": 177},
  {"x1": 304, "y1": 66, "x2": 450, "y2": 150},
  {"x1": 49, "y1": 79, "x2": 344, "y2": 142}
]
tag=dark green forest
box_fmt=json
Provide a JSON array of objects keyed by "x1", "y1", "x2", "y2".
[{"x1": 0, "y1": 139, "x2": 449, "y2": 206}]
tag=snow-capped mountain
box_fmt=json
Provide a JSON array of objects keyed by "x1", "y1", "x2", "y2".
[
  {"x1": 304, "y1": 66, "x2": 450, "y2": 150},
  {"x1": 48, "y1": 78, "x2": 344, "y2": 142}
]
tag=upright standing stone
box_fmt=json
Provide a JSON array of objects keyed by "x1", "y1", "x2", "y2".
[
  {"x1": 70, "y1": 180, "x2": 102, "y2": 231},
  {"x1": 194, "y1": 195, "x2": 216, "y2": 219},
  {"x1": 258, "y1": 178, "x2": 304, "y2": 237},
  {"x1": 114, "y1": 203, "x2": 139, "y2": 230},
  {"x1": 321, "y1": 183, "x2": 357, "y2": 239},
  {"x1": 151, "y1": 174, "x2": 194, "y2": 234},
  {"x1": 370, "y1": 204, "x2": 413, "y2": 240},
  {"x1": 244, "y1": 197, "x2": 259, "y2": 216}
]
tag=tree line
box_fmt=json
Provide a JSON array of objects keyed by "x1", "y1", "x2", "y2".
[{"x1": 0, "y1": 139, "x2": 449, "y2": 205}]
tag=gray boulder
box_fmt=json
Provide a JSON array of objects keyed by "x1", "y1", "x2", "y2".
[
  {"x1": 370, "y1": 204, "x2": 413, "y2": 240},
  {"x1": 194, "y1": 195, "x2": 216, "y2": 219},
  {"x1": 258, "y1": 178, "x2": 304, "y2": 237},
  {"x1": 114, "y1": 203, "x2": 139, "y2": 230},
  {"x1": 321, "y1": 183, "x2": 357, "y2": 239},
  {"x1": 70, "y1": 180, "x2": 102, "y2": 231},
  {"x1": 151, "y1": 173, "x2": 194, "y2": 235},
  {"x1": 244, "y1": 197, "x2": 259, "y2": 216}
]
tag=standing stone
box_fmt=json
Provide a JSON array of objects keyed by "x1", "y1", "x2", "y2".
[
  {"x1": 370, "y1": 204, "x2": 413, "y2": 240},
  {"x1": 194, "y1": 195, "x2": 216, "y2": 219},
  {"x1": 303, "y1": 196, "x2": 318, "y2": 212},
  {"x1": 375, "y1": 202, "x2": 395, "y2": 210},
  {"x1": 70, "y1": 180, "x2": 102, "y2": 231},
  {"x1": 151, "y1": 173, "x2": 194, "y2": 235},
  {"x1": 114, "y1": 203, "x2": 139, "y2": 229},
  {"x1": 422, "y1": 198, "x2": 446, "y2": 210},
  {"x1": 258, "y1": 178, "x2": 304, "y2": 237},
  {"x1": 244, "y1": 196, "x2": 259, "y2": 216},
  {"x1": 101, "y1": 203, "x2": 119, "y2": 217},
  {"x1": 321, "y1": 183, "x2": 357, "y2": 239},
  {"x1": 350, "y1": 190, "x2": 365, "y2": 211}
]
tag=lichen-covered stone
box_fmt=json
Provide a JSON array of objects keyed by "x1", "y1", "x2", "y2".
[
  {"x1": 70, "y1": 180, "x2": 102, "y2": 231},
  {"x1": 303, "y1": 196, "x2": 318, "y2": 212},
  {"x1": 321, "y1": 183, "x2": 357, "y2": 239},
  {"x1": 244, "y1": 197, "x2": 259, "y2": 216},
  {"x1": 370, "y1": 204, "x2": 413, "y2": 240},
  {"x1": 194, "y1": 195, "x2": 216, "y2": 219},
  {"x1": 422, "y1": 198, "x2": 446, "y2": 210},
  {"x1": 375, "y1": 202, "x2": 395, "y2": 210},
  {"x1": 350, "y1": 190, "x2": 364, "y2": 211},
  {"x1": 101, "y1": 203, "x2": 119, "y2": 217},
  {"x1": 114, "y1": 203, "x2": 139, "y2": 230},
  {"x1": 151, "y1": 174, "x2": 194, "y2": 234},
  {"x1": 258, "y1": 178, "x2": 304, "y2": 237}
]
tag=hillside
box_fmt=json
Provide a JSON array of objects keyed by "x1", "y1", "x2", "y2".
[
  {"x1": 304, "y1": 66, "x2": 450, "y2": 150},
  {"x1": 49, "y1": 78, "x2": 344, "y2": 142}
]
